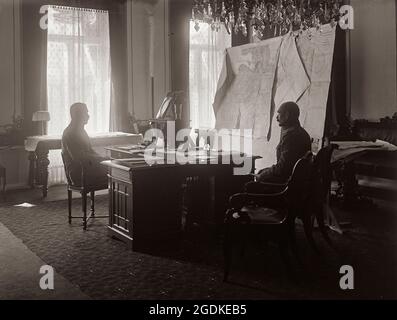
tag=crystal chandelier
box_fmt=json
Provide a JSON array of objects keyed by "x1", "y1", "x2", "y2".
[{"x1": 192, "y1": 0, "x2": 343, "y2": 39}]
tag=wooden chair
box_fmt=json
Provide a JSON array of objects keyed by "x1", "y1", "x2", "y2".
[
  {"x1": 61, "y1": 153, "x2": 109, "y2": 230},
  {"x1": 242, "y1": 145, "x2": 339, "y2": 256},
  {"x1": 223, "y1": 154, "x2": 313, "y2": 282}
]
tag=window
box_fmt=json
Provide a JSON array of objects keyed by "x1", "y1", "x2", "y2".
[
  {"x1": 46, "y1": 6, "x2": 110, "y2": 186},
  {"x1": 47, "y1": 6, "x2": 111, "y2": 135},
  {"x1": 189, "y1": 21, "x2": 231, "y2": 129}
]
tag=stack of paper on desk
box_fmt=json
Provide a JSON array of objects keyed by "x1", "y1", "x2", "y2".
[{"x1": 332, "y1": 141, "x2": 384, "y2": 150}]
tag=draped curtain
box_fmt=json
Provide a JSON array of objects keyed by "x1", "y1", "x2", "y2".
[
  {"x1": 189, "y1": 21, "x2": 231, "y2": 129},
  {"x1": 47, "y1": 5, "x2": 111, "y2": 135},
  {"x1": 46, "y1": 5, "x2": 111, "y2": 185},
  {"x1": 109, "y1": 3, "x2": 129, "y2": 132},
  {"x1": 22, "y1": 0, "x2": 48, "y2": 136}
]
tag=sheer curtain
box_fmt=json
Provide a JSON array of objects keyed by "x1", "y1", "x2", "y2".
[
  {"x1": 189, "y1": 21, "x2": 231, "y2": 129},
  {"x1": 46, "y1": 6, "x2": 111, "y2": 185}
]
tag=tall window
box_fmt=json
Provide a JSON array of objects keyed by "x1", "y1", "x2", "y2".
[
  {"x1": 189, "y1": 22, "x2": 231, "y2": 129},
  {"x1": 47, "y1": 6, "x2": 111, "y2": 135},
  {"x1": 46, "y1": 6, "x2": 110, "y2": 186}
]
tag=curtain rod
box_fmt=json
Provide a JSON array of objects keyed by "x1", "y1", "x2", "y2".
[{"x1": 49, "y1": 5, "x2": 108, "y2": 14}]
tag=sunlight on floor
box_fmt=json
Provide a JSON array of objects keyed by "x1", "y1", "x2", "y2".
[{"x1": 13, "y1": 203, "x2": 36, "y2": 208}]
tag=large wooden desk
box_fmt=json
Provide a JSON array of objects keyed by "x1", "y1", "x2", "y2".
[
  {"x1": 25, "y1": 132, "x2": 143, "y2": 197},
  {"x1": 324, "y1": 141, "x2": 397, "y2": 233},
  {"x1": 331, "y1": 141, "x2": 397, "y2": 199},
  {"x1": 102, "y1": 150, "x2": 258, "y2": 252}
]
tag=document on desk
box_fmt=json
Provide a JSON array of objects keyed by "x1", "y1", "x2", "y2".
[
  {"x1": 332, "y1": 141, "x2": 384, "y2": 150},
  {"x1": 331, "y1": 140, "x2": 396, "y2": 163},
  {"x1": 112, "y1": 156, "x2": 162, "y2": 167},
  {"x1": 115, "y1": 144, "x2": 146, "y2": 150}
]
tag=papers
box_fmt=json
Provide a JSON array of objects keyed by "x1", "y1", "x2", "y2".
[
  {"x1": 331, "y1": 140, "x2": 396, "y2": 163},
  {"x1": 116, "y1": 145, "x2": 146, "y2": 151},
  {"x1": 332, "y1": 141, "x2": 384, "y2": 150},
  {"x1": 375, "y1": 140, "x2": 397, "y2": 151},
  {"x1": 214, "y1": 37, "x2": 282, "y2": 138},
  {"x1": 213, "y1": 25, "x2": 336, "y2": 169}
]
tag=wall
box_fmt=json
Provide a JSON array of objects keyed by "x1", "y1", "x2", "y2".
[
  {"x1": 0, "y1": 0, "x2": 22, "y2": 127},
  {"x1": 127, "y1": 0, "x2": 171, "y2": 121},
  {"x1": 351, "y1": 0, "x2": 397, "y2": 120},
  {"x1": 0, "y1": 147, "x2": 29, "y2": 190},
  {"x1": 169, "y1": 0, "x2": 191, "y2": 127},
  {"x1": 0, "y1": 1, "x2": 27, "y2": 189}
]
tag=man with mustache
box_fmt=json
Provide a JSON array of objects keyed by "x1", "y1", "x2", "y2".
[{"x1": 256, "y1": 101, "x2": 311, "y2": 183}]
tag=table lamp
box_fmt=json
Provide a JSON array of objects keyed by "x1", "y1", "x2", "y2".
[{"x1": 32, "y1": 111, "x2": 50, "y2": 135}]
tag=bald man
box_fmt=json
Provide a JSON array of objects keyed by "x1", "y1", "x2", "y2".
[
  {"x1": 61, "y1": 103, "x2": 108, "y2": 186},
  {"x1": 256, "y1": 101, "x2": 311, "y2": 183}
]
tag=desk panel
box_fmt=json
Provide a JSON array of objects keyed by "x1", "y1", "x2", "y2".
[{"x1": 103, "y1": 156, "x2": 257, "y2": 252}]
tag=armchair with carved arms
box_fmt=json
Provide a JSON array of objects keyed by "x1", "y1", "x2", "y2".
[
  {"x1": 223, "y1": 153, "x2": 313, "y2": 282},
  {"x1": 240, "y1": 144, "x2": 339, "y2": 256}
]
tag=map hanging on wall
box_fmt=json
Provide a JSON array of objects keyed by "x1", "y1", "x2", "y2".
[
  {"x1": 213, "y1": 36, "x2": 282, "y2": 139},
  {"x1": 296, "y1": 24, "x2": 336, "y2": 142},
  {"x1": 213, "y1": 24, "x2": 336, "y2": 169}
]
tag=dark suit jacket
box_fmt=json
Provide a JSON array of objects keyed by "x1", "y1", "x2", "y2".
[
  {"x1": 258, "y1": 125, "x2": 311, "y2": 183},
  {"x1": 61, "y1": 124, "x2": 107, "y2": 186}
]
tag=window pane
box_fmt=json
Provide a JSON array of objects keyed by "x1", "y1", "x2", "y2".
[
  {"x1": 189, "y1": 21, "x2": 231, "y2": 129},
  {"x1": 47, "y1": 6, "x2": 110, "y2": 135}
]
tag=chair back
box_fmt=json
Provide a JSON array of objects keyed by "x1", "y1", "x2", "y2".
[
  {"x1": 312, "y1": 144, "x2": 338, "y2": 202},
  {"x1": 286, "y1": 152, "x2": 314, "y2": 209},
  {"x1": 61, "y1": 152, "x2": 73, "y2": 186}
]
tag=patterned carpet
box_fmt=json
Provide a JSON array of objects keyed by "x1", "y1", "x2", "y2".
[{"x1": 0, "y1": 196, "x2": 396, "y2": 300}]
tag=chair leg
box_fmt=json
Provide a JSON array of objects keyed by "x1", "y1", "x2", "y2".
[
  {"x1": 317, "y1": 207, "x2": 335, "y2": 249},
  {"x1": 240, "y1": 227, "x2": 248, "y2": 258},
  {"x1": 279, "y1": 240, "x2": 296, "y2": 283},
  {"x1": 2, "y1": 173, "x2": 6, "y2": 196},
  {"x1": 303, "y1": 216, "x2": 322, "y2": 256},
  {"x1": 223, "y1": 225, "x2": 233, "y2": 282},
  {"x1": 288, "y1": 219, "x2": 303, "y2": 266},
  {"x1": 90, "y1": 191, "x2": 95, "y2": 217},
  {"x1": 68, "y1": 189, "x2": 72, "y2": 224},
  {"x1": 82, "y1": 192, "x2": 87, "y2": 230}
]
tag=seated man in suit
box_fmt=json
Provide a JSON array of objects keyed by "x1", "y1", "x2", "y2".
[
  {"x1": 255, "y1": 101, "x2": 311, "y2": 184},
  {"x1": 61, "y1": 102, "x2": 108, "y2": 186}
]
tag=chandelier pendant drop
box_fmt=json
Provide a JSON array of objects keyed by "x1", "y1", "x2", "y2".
[{"x1": 192, "y1": 0, "x2": 343, "y2": 39}]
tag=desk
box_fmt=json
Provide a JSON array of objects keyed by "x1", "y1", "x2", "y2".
[
  {"x1": 102, "y1": 151, "x2": 259, "y2": 251},
  {"x1": 25, "y1": 132, "x2": 143, "y2": 197},
  {"x1": 331, "y1": 141, "x2": 397, "y2": 198},
  {"x1": 325, "y1": 141, "x2": 397, "y2": 233}
]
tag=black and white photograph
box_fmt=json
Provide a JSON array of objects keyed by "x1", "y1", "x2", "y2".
[{"x1": 0, "y1": 0, "x2": 396, "y2": 305}]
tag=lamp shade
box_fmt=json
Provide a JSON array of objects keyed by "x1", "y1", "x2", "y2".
[{"x1": 32, "y1": 111, "x2": 50, "y2": 122}]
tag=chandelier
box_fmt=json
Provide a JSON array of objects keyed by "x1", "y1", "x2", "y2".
[{"x1": 192, "y1": 0, "x2": 343, "y2": 39}]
